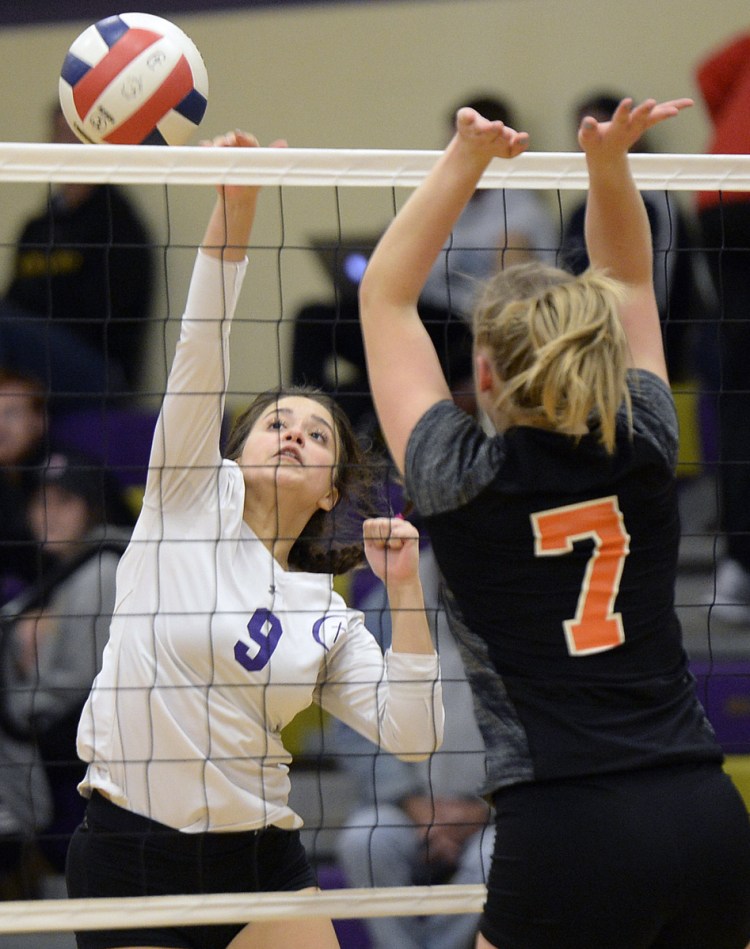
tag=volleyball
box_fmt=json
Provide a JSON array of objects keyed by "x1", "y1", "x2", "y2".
[{"x1": 59, "y1": 12, "x2": 208, "y2": 146}]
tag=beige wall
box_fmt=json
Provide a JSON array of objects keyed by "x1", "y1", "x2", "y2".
[{"x1": 0, "y1": 0, "x2": 746, "y2": 404}]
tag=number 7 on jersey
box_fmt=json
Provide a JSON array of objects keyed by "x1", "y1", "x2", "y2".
[{"x1": 531, "y1": 496, "x2": 631, "y2": 656}]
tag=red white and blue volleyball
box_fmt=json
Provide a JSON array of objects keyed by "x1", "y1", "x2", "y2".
[{"x1": 59, "y1": 13, "x2": 208, "y2": 146}]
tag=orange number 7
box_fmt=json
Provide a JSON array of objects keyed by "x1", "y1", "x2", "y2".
[{"x1": 530, "y1": 496, "x2": 630, "y2": 656}]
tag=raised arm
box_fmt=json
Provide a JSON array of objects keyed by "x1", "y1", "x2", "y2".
[
  {"x1": 363, "y1": 516, "x2": 434, "y2": 655},
  {"x1": 317, "y1": 515, "x2": 443, "y2": 760},
  {"x1": 146, "y1": 132, "x2": 283, "y2": 511},
  {"x1": 359, "y1": 109, "x2": 529, "y2": 473},
  {"x1": 581, "y1": 97, "x2": 692, "y2": 382},
  {"x1": 200, "y1": 130, "x2": 265, "y2": 261}
]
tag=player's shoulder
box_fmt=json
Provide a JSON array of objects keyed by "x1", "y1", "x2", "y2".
[
  {"x1": 406, "y1": 401, "x2": 499, "y2": 515},
  {"x1": 627, "y1": 370, "x2": 678, "y2": 463}
]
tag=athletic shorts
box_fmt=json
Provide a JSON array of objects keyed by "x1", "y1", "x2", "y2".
[
  {"x1": 65, "y1": 792, "x2": 317, "y2": 949},
  {"x1": 481, "y1": 762, "x2": 750, "y2": 949}
]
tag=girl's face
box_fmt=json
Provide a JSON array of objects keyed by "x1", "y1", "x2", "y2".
[
  {"x1": 27, "y1": 485, "x2": 92, "y2": 560},
  {"x1": 239, "y1": 395, "x2": 340, "y2": 514},
  {"x1": 0, "y1": 383, "x2": 44, "y2": 467}
]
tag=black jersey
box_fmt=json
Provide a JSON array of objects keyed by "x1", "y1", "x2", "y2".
[{"x1": 405, "y1": 370, "x2": 722, "y2": 793}]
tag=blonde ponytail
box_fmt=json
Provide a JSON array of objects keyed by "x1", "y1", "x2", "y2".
[{"x1": 474, "y1": 264, "x2": 631, "y2": 454}]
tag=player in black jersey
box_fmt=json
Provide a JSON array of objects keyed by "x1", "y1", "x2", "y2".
[{"x1": 359, "y1": 97, "x2": 750, "y2": 949}]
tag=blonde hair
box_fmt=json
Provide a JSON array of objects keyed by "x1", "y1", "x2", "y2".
[{"x1": 473, "y1": 262, "x2": 631, "y2": 454}]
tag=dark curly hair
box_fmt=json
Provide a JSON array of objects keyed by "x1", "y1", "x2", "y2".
[{"x1": 223, "y1": 386, "x2": 384, "y2": 575}]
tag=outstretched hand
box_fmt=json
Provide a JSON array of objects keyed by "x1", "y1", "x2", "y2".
[
  {"x1": 578, "y1": 97, "x2": 693, "y2": 157},
  {"x1": 363, "y1": 516, "x2": 421, "y2": 588},
  {"x1": 454, "y1": 107, "x2": 530, "y2": 161},
  {"x1": 199, "y1": 129, "x2": 288, "y2": 201}
]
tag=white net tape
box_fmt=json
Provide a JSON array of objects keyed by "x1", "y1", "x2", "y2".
[
  {"x1": 1, "y1": 143, "x2": 750, "y2": 190},
  {"x1": 0, "y1": 885, "x2": 486, "y2": 933}
]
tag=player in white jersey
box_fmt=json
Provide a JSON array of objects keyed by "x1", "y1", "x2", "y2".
[{"x1": 65, "y1": 130, "x2": 444, "y2": 949}]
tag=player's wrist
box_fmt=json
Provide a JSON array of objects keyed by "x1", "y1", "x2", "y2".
[{"x1": 384, "y1": 574, "x2": 423, "y2": 604}]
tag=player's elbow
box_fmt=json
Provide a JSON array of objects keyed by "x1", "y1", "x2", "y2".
[
  {"x1": 358, "y1": 266, "x2": 382, "y2": 319},
  {"x1": 359, "y1": 260, "x2": 405, "y2": 319},
  {"x1": 382, "y1": 711, "x2": 445, "y2": 762}
]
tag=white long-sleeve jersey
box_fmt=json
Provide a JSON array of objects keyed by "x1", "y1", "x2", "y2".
[{"x1": 77, "y1": 252, "x2": 443, "y2": 833}]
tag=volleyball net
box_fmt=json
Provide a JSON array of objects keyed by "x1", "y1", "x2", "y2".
[{"x1": 0, "y1": 143, "x2": 748, "y2": 943}]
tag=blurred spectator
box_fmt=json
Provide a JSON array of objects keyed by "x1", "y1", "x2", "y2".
[
  {"x1": 0, "y1": 102, "x2": 155, "y2": 409},
  {"x1": 0, "y1": 451, "x2": 131, "y2": 873},
  {"x1": 291, "y1": 92, "x2": 557, "y2": 433},
  {"x1": 0, "y1": 718, "x2": 51, "y2": 897},
  {"x1": 334, "y1": 543, "x2": 493, "y2": 949},
  {"x1": 0, "y1": 368, "x2": 48, "y2": 606},
  {"x1": 694, "y1": 32, "x2": 750, "y2": 622}
]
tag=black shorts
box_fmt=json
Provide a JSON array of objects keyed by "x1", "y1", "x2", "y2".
[
  {"x1": 65, "y1": 793, "x2": 317, "y2": 949},
  {"x1": 481, "y1": 762, "x2": 750, "y2": 949}
]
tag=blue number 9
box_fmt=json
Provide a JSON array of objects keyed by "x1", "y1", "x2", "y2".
[{"x1": 234, "y1": 609, "x2": 283, "y2": 672}]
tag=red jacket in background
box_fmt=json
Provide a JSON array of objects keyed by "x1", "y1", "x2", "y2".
[{"x1": 697, "y1": 32, "x2": 750, "y2": 211}]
